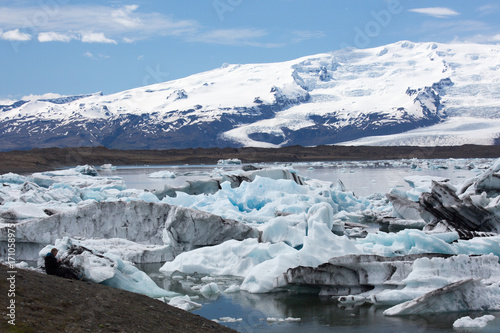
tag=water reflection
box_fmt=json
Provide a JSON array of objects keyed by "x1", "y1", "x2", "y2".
[{"x1": 139, "y1": 263, "x2": 500, "y2": 332}]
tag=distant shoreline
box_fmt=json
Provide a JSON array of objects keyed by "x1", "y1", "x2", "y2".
[{"x1": 0, "y1": 144, "x2": 499, "y2": 173}]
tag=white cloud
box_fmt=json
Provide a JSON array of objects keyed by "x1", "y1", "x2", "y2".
[
  {"x1": 452, "y1": 33, "x2": 500, "y2": 44},
  {"x1": 123, "y1": 37, "x2": 136, "y2": 43},
  {"x1": 83, "y1": 51, "x2": 110, "y2": 60},
  {"x1": 81, "y1": 32, "x2": 116, "y2": 44},
  {"x1": 476, "y1": 4, "x2": 499, "y2": 16},
  {"x1": 111, "y1": 4, "x2": 141, "y2": 28},
  {"x1": 0, "y1": 4, "x2": 198, "y2": 43},
  {"x1": 420, "y1": 20, "x2": 490, "y2": 34},
  {"x1": 0, "y1": 98, "x2": 16, "y2": 105},
  {"x1": 409, "y1": 7, "x2": 460, "y2": 18},
  {"x1": 21, "y1": 93, "x2": 64, "y2": 101},
  {"x1": 189, "y1": 28, "x2": 278, "y2": 47},
  {"x1": 38, "y1": 31, "x2": 74, "y2": 42},
  {"x1": 0, "y1": 28, "x2": 31, "y2": 41},
  {"x1": 292, "y1": 30, "x2": 326, "y2": 43},
  {"x1": 0, "y1": 4, "x2": 277, "y2": 48}
]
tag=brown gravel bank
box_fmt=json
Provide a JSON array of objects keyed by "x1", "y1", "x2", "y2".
[{"x1": 1, "y1": 144, "x2": 499, "y2": 173}]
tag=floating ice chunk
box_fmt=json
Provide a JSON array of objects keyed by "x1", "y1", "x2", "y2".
[
  {"x1": 386, "y1": 193, "x2": 422, "y2": 220},
  {"x1": 384, "y1": 279, "x2": 500, "y2": 316},
  {"x1": 217, "y1": 158, "x2": 241, "y2": 165},
  {"x1": 404, "y1": 175, "x2": 449, "y2": 189},
  {"x1": 460, "y1": 157, "x2": 500, "y2": 195},
  {"x1": 338, "y1": 295, "x2": 367, "y2": 304},
  {"x1": 453, "y1": 315, "x2": 496, "y2": 328},
  {"x1": 168, "y1": 295, "x2": 202, "y2": 311},
  {"x1": 454, "y1": 235, "x2": 500, "y2": 257},
  {"x1": 65, "y1": 238, "x2": 173, "y2": 263},
  {"x1": 373, "y1": 254, "x2": 500, "y2": 306},
  {"x1": 29, "y1": 165, "x2": 125, "y2": 191},
  {"x1": 160, "y1": 239, "x2": 295, "y2": 277},
  {"x1": 421, "y1": 181, "x2": 500, "y2": 239},
  {"x1": 308, "y1": 202, "x2": 334, "y2": 230},
  {"x1": 267, "y1": 317, "x2": 284, "y2": 322},
  {"x1": 0, "y1": 172, "x2": 26, "y2": 184},
  {"x1": 74, "y1": 165, "x2": 99, "y2": 176},
  {"x1": 241, "y1": 252, "x2": 301, "y2": 293},
  {"x1": 260, "y1": 213, "x2": 306, "y2": 248},
  {"x1": 15, "y1": 261, "x2": 29, "y2": 268},
  {"x1": 39, "y1": 237, "x2": 175, "y2": 298},
  {"x1": 138, "y1": 191, "x2": 159, "y2": 202},
  {"x1": 161, "y1": 174, "x2": 370, "y2": 226},
  {"x1": 149, "y1": 170, "x2": 176, "y2": 178},
  {"x1": 281, "y1": 254, "x2": 442, "y2": 297},
  {"x1": 4, "y1": 200, "x2": 258, "y2": 260},
  {"x1": 267, "y1": 317, "x2": 301, "y2": 323},
  {"x1": 246, "y1": 226, "x2": 361, "y2": 293},
  {"x1": 1, "y1": 202, "x2": 49, "y2": 220},
  {"x1": 404, "y1": 254, "x2": 500, "y2": 286},
  {"x1": 213, "y1": 317, "x2": 243, "y2": 323},
  {"x1": 284, "y1": 317, "x2": 301, "y2": 322},
  {"x1": 200, "y1": 282, "x2": 220, "y2": 298},
  {"x1": 224, "y1": 284, "x2": 241, "y2": 293},
  {"x1": 100, "y1": 164, "x2": 115, "y2": 170},
  {"x1": 201, "y1": 276, "x2": 215, "y2": 282},
  {"x1": 355, "y1": 229, "x2": 456, "y2": 257}
]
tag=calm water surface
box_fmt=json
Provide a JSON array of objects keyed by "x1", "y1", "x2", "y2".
[{"x1": 103, "y1": 159, "x2": 486, "y2": 197}]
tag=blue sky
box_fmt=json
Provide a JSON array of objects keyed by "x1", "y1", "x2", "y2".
[{"x1": 1, "y1": 0, "x2": 499, "y2": 101}]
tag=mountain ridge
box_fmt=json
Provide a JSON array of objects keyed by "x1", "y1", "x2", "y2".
[{"x1": 1, "y1": 40, "x2": 499, "y2": 151}]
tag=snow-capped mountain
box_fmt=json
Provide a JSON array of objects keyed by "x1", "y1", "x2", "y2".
[{"x1": 1, "y1": 41, "x2": 500, "y2": 151}]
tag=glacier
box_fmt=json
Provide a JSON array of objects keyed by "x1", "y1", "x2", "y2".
[
  {"x1": 1, "y1": 41, "x2": 500, "y2": 150},
  {"x1": 2, "y1": 158, "x2": 500, "y2": 320}
]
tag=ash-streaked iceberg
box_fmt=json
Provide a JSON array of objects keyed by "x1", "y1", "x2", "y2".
[
  {"x1": 38, "y1": 237, "x2": 177, "y2": 299},
  {"x1": 0, "y1": 165, "x2": 260, "y2": 262}
]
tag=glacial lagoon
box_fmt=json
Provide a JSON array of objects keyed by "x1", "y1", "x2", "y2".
[
  {"x1": 3, "y1": 158, "x2": 500, "y2": 332},
  {"x1": 108, "y1": 159, "x2": 500, "y2": 332}
]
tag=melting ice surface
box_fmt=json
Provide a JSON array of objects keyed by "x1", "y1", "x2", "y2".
[{"x1": 2, "y1": 158, "x2": 500, "y2": 332}]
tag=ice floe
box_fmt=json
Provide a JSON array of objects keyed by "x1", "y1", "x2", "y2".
[{"x1": 453, "y1": 314, "x2": 496, "y2": 329}]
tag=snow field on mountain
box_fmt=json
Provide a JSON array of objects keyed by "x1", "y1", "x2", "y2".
[{"x1": 2, "y1": 41, "x2": 499, "y2": 148}]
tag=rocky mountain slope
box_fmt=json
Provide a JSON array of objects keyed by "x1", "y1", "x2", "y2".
[{"x1": 1, "y1": 41, "x2": 499, "y2": 151}]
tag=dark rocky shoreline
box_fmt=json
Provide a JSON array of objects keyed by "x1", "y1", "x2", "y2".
[{"x1": 1, "y1": 144, "x2": 499, "y2": 173}]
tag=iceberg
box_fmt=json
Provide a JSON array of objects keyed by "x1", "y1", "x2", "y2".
[
  {"x1": 384, "y1": 279, "x2": 500, "y2": 316},
  {"x1": 1, "y1": 200, "x2": 259, "y2": 262},
  {"x1": 38, "y1": 237, "x2": 177, "y2": 299},
  {"x1": 453, "y1": 315, "x2": 496, "y2": 328},
  {"x1": 421, "y1": 181, "x2": 500, "y2": 239},
  {"x1": 217, "y1": 158, "x2": 242, "y2": 165},
  {"x1": 168, "y1": 295, "x2": 202, "y2": 311},
  {"x1": 149, "y1": 170, "x2": 176, "y2": 178}
]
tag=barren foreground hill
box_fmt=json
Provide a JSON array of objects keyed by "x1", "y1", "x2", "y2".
[{"x1": 0, "y1": 265, "x2": 236, "y2": 333}]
